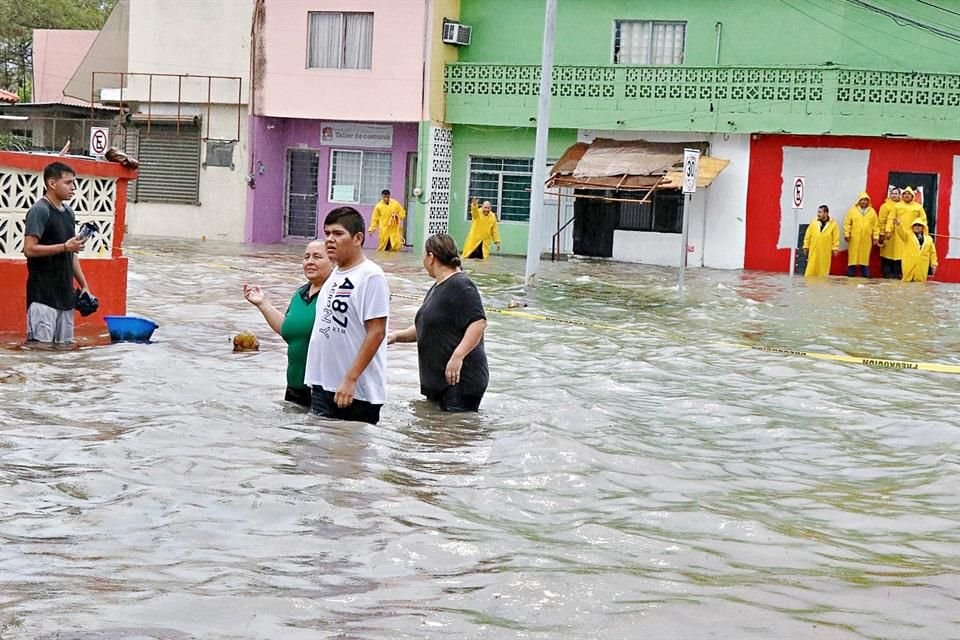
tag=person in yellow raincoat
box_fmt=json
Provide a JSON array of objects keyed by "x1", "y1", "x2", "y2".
[
  {"x1": 893, "y1": 216, "x2": 938, "y2": 282},
  {"x1": 876, "y1": 186, "x2": 900, "y2": 278},
  {"x1": 803, "y1": 204, "x2": 839, "y2": 277},
  {"x1": 885, "y1": 186, "x2": 926, "y2": 279},
  {"x1": 461, "y1": 197, "x2": 501, "y2": 259},
  {"x1": 368, "y1": 189, "x2": 405, "y2": 251},
  {"x1": 842, "y1": 192, "x2": 879, "y2": 278}
]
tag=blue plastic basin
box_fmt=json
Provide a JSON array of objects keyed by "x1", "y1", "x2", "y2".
[{"x1": 104, "y1": 315, "x2": 158, "y2": 343}]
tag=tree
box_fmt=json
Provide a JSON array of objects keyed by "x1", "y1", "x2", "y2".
[{"x1": 0, "y1": 0, "x2": 118, "y2": 101}]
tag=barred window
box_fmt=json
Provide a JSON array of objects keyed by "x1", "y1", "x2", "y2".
[
  {"x1": 617, "y1": 190, "x2": 683, "y2": 233},
  {"x1": 467, "y1": 157, "x2": 534, "y2": 223},
  {"x1": 329, "y1": 149, "x2": 392, "y2": 204},
  {"x1": 614, "y1": 20, "x2": 686, "y2": 65}
]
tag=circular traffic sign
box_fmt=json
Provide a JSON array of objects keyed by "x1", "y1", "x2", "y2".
[
  {"x1": 91, "y1": 129, "x2": 108, "y2": 156},
  {"x1": 792, "y1": 177, "x2": 805, "y2": 208}
]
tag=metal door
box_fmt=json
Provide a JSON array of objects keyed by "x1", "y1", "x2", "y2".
[
  {"x1": 285, "y1": 149, "x2": 320, "y2": 238},
  {"x1": 888, "y1": 171, "x2": 938, "y2": 235}
]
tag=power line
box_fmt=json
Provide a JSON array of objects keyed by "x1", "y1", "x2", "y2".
[
  {"x1": 840, "y1": 0, "x2": 960, "y2": 42},
  {"x1": 912, "y1": 0, "x2": 960, "y2": 18},
  {"x1": 778, "y1": 0, "x2": 907, "y2": 65}
]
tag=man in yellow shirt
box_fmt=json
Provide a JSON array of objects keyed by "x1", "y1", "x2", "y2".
[
  {"x1": 885, "y1": 187, "x2": 926, "y2": 279},
  {"x1": 876, "y1": 186, "x2": 900, "y2": 278},
  {"x1": 842, "y1": 192, "x2": 878, "y2": 278},
  {"x1": 462, "y1": 197, "x2": 502, "y2": 259},
  {"x1": 368, "y1": 189, "x2": 405, "y2": 251},
  {"x1": 893, "y1": 217, "x2": 938, "y2": 282},
  {"x1": 803, "y1": 204, "x2": 839, "y2": 277}
]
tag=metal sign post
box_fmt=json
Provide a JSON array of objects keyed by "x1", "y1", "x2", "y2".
[
  {"x1": 790, "y1": 176, "x2": 805, "y2": 278},
  {"x1": 678, "y1": 149, "x2": 700, "y2": 290}
]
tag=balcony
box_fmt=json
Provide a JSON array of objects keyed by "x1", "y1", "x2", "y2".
[{"x1": 444, "y1": 64, "x2": 960, "y2": 140}]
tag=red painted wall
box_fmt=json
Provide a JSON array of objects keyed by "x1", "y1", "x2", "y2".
[
  {"x1": 0, "y1": 151, "x2": 137, "y2": 337},
  {"x1": 745, "y1": 135, "x2": 960, "y2": 282},
  {"x1": 0, "y1": 258, "x2": 129, "y2": 336}
]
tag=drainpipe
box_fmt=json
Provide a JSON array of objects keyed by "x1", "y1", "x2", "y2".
[{"x1": 714, "y1": 22, "x2": 722, "y2": 66}]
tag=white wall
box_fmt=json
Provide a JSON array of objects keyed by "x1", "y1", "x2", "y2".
[
  {"x1": 126, "y1": 105, "x2": 249, "y2": 242},
  {"x1": 120, "y1": 1, "x2": 252, "y2": 242},
  {"x1": 702, "y1": 133, "x2": 750, "y2": 269},
  {"x1": 578, "y1": 130, "x2": 750, "y2": 269},
  {"x1": 778, "y1": 147, "x2": 869, "y2": 250},
  {"x1": 125, "y1": 0, "x2": 251, "y2": 103},
  {"x1": 539, "y1": 188, "x2": 574, "y2": 256}
]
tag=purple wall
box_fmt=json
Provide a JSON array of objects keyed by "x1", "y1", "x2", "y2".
[{"x1": 245, "y1": 117, "x2": 419, "y2": 246}]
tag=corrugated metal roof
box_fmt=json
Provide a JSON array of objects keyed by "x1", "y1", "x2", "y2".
[{"x1": 548, "y1": 138, "x2": 728, "y2": 191}]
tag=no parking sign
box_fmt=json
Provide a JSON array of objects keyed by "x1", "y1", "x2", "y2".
[
  {"x1": 792, "y1": 176, "x2": 805, "y2": 209},
  {"x1": 89, "y1": 127, "x2": 110, "y2": 158}
]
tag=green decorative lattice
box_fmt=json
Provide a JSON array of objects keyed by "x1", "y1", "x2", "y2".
[{"x1": 445, "y1": 64, "x2": 959, "y2": 109}]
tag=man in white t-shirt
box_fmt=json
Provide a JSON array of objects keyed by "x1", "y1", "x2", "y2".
[{"x1": 304, "y1": 207, "x2": 389, "y2": 424}]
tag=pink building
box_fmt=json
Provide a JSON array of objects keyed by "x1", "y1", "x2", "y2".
[{"x1": 246, "y1": 0, "x2": 450, "y2": 246}]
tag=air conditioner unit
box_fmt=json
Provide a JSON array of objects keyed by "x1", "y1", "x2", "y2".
[{"x1": 442, "y1": 21, "x2": 472, "y2": 46}]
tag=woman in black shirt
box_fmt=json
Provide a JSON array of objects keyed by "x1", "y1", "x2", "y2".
[{"x1": 388, "y1": 234, "x2": 489, "y2": 411}]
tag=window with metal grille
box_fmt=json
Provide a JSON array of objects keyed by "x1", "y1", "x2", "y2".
[
  {"x1": 307, "y1": 12, "x2": 374, "y2": 70},
  {"x1": 329, "y1": 149, "x2": 392, "y2": 204},
  {"x1": 124, "y1": 125, "x2": 201, "y2": 205},
  {"x1": 467, "y1": 157, "x2": 534, "y2": 223},
  {"x1": 613, "y1": 20, "x2": 686, "y2": 65},
  {"x1": 616, "y1": 190, "x2": 683, "y2": 233}
]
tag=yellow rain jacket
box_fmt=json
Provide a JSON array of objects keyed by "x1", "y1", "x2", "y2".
[
  {"x1": 876, "y1": 197, "x2": 899, "y2": 259},
  {"x1": 803, "y1": 216, "x2": 839, "y2": 277},
  {"x1": 368, "y1": 198, "x2": 406, "y2": 251},
  {"x1": 843, "y1": 193, "x2": 879, "y2": 266},
  {"x1": 886, "y1": 189, "x2": 927, "y2": 261},
  {"x1": 461, "y1": 202, "x2": 501, "y2": 259},
  {"x1": 896, "y1": 217, "x2": 938, "y2": 282}
]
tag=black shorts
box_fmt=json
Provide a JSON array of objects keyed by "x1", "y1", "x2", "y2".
[
  {"x1": 427, "y1": 385, "x2": 484, "y2": 412},
  {"x1": 311, "y1": 386, "x2": 382, "y2": 425},
  {"x1": 285, "y1": 386, "x2": 312, "y2": 408}
]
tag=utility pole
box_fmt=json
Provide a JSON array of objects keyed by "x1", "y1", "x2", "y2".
[{"x1": 524, "y1": 0, "x2": 557, "y2": 287}]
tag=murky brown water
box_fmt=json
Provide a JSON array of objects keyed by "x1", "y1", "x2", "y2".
[{"x1": 1, "y1": 238, "x2": 958, "y2": 639}]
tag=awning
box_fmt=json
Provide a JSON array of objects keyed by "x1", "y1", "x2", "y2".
[{"x1": 547, "y1": 138, "x2": 729, "y2": 191}]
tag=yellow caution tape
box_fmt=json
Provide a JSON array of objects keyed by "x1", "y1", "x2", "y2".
[{"x1": 391, "y1": 292, "x2": 960, "y2": 374}]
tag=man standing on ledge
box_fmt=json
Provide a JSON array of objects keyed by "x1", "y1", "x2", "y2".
[
  {"x1": 368, "y1": 189, "x2": 405, "y2": 251},
  {"x1": 22, "y1": 161, "x2": 91, "y2": 344}
]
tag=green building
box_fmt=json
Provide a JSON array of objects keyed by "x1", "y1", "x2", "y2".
[{"x1": 413, "y1": 0, "x2": 960, "y2": 279}]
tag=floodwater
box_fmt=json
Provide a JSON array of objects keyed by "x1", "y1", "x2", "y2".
[{"x1": 1, "y1": 238, "x2": 957, "y2": 640}]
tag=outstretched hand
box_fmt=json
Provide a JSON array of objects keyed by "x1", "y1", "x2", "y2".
[{"x1": 242, "y1": 283, "x2": 265, "y2": 306}]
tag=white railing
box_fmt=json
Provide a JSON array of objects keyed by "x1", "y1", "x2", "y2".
[{"x1": 0, "y1": 169, "x2": 117, "y2": 258}]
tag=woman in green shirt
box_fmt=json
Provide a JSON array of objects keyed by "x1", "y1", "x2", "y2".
[{"x1": 243, "y1": 240, "x2": 332, "y2": 407}]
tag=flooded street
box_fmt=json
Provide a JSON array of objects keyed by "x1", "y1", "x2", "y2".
[{"x1": 1, "y1": 238, "x2": 958, "y2": 639}]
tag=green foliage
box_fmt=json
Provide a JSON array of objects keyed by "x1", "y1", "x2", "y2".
[
  {"x1": 0, "y1": 132, "x2": 31, "y2": 151},
  {"x1": 0, "y1": 0, "x2": 118, "y2": 100}
]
